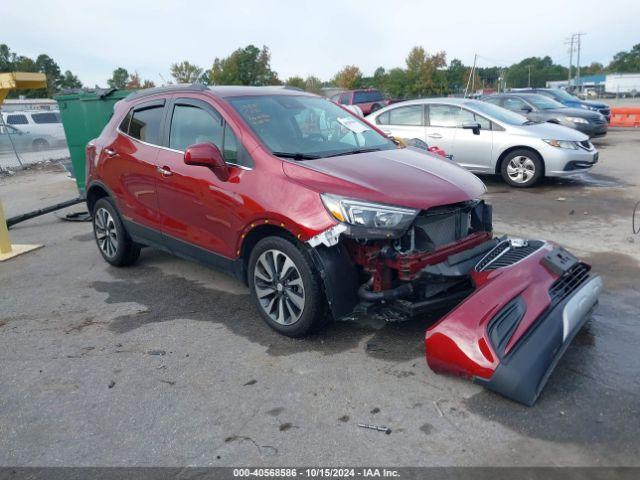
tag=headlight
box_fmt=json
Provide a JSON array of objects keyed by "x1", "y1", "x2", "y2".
[
  {"x1": 321, "y1": 193, "x2": 418, "y2": 230},
  {"x1": 565, "y1": 116, "x2": 589, "y2": 124},
  {"x1": 542, "y1": 139, "x2": 578, "y2": 150}
]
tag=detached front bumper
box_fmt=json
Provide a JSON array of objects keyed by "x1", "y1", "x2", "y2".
[
  {"x1": 425, "y1": 241, "x2": 602, "y2": 406},
  {"x1": 475, "y1": 275, "x2": 602, "y2": 405}
]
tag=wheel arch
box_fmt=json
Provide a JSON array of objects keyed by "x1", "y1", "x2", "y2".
[
  {"x1": 495, "y1": 145, "x2": 545, "y2": 176},
  {"x1": 238, "y1": 223, "x2": 299, "y2": 284},
  {"x1": 86, "y1": 182, "x2": 111, "y2": 213}
]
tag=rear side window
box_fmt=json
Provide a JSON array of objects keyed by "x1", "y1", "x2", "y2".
[
  {"x1": 6, "y1": 114, "x2": 28, "y2": 125},
  {"x1": 169, "y1": 104, "x2": 223, "y2": 152},
  {"x1": 338, "y1": 93, "x2": 350, "y2": 105},
  {"x1": 128, "y1": 106, "x2": 163, "y2": 145},
  {"x1": 32, "y1": 112, "x2": 61, "y2": 124},
  {"x1": 376, "y1": 111, "x2": 390, "y2": 125},
  {"x1": 388, "y1": 105, "x2": 423, "y2": 126}
]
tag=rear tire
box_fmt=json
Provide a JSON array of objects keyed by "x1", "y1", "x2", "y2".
[
  {"x1": 500, "y1": 149, "x2": 543, "y2": 187},
  {"x1": 32, "y1": 138, "x2": 49, "y2": 151},
  {"x1": 92, "y1": 197, "x2": 141, "y2": 267},
  {"x1": 248, "y1": 236, "x2": 328, "y2": 337}
]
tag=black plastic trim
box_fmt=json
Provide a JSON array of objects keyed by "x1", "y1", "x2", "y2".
[{"x1": 474, "y1": 279, "x2": 594, "y2": 406}]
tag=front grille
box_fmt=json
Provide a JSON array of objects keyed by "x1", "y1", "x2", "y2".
[
  {"x1": 475, "y1": 241, "x2": 510, "y2": 271},
  {"x1": 578, "y1": 140, "x2": 594, "y2": 151},
  {"x1": 549, "y1": 263, "x2": 590, "y2": 304},
  {"x1": 476, "y1": 240, "x2": 544, "y2": 272}
]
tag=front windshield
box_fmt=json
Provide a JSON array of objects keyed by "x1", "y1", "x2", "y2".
[
  {"x1": 468, "y1": 101, "x2": 529, "y2": 126},
  {"x1": 526, "y1": 94, "x2": 565, "y2": 110},
  {"x1": 548, "y1": 89, "x2": 579, "y2": 102},
  {"x1": 228, "y1": 95, "x2": 396, "y2": 159}
]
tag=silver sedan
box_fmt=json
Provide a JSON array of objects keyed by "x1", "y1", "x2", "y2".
[{"x1": 366, "y1": 98, "x2": 599, "y2": 187}]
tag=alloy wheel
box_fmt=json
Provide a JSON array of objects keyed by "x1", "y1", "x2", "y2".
[
  {"x1": 507, "y1": 156, "x2": 536, "y2": 184},
  {"x1": 94, "y1": 207, "x2": 118, "y2": 258},
  {"x1": 253, "y1": 249, "x2": 306, "y2": 325}
]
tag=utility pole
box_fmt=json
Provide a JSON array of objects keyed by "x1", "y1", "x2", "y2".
[
  {"x1": 575, "y1": 33, "x2": 586, "y2": 93},
  {"x1": 464, "y1": 53, "x2": 477, "y2": 98},
  {"x1": 528, "y1": 65, "x2": 532, "y2": 88},
  {"x1": 565, "y1": 35, "x2": 575, "y2": 88}
]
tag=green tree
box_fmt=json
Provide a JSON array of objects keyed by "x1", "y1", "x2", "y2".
[
  {"x1": 304, "y1": 75, "x2": 323, "y2": 94},
  {"x1": 170, "y1": 61, "x2": 203, "y2": 84},
  {"x1": 108, "y1": 67, "x2": 130, "y2": 89},
  {"x1": 285, "y1": 75, "x2": 306, "y2": 89},
  {"x1": 59, "y1": 70, "x2": 82, "y2": 90},
  {"x1": 505, "y1": 56, "x2": 567, "y2": 88},
  {"x1": 208, "y1": 45, "x2": 279, "y2": 86},
  {"x1": 333, "y1": 65, "x2": 362, "y2": 89},
  {"x1": 404, "y1": 46, "x2": 447, "y2": 97},
  {"x1": 35, "y1": 54, "x2": 62, "y2": 96},
  {"x1": 382, "y1": 68, "x2": 408, "y2": 98},
  {"x1": 0, "y1": 44, "x2": 17, "y2": 71},
  {"x1": 607, "y1": 44, "x2": 640, "y2": 72},
  {"x1": 446, "y1": 59, "x2": 467, "y2": 94}
]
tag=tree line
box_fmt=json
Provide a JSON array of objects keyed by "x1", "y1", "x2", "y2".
[{"x1": 2, "y1": 42, "x2": 639, "y2": 100}]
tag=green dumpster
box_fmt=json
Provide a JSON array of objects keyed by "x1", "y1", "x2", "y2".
[{"x1": 55, "y1": 88, "x2": 134, "y2": 195}]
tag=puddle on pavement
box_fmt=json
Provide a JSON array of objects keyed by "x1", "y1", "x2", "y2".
[
  {"x1": 481, "y1": 172, "x2": 626, "y2": 191},
  {"x1": 91, "y1": 263, "x2": 428, "y2": 362}
]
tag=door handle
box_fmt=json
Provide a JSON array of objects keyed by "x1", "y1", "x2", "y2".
[
  {"x1": 427, "y1": 133, "x2": 443, "y2": 139},
  {"x1": 104, "y1": 147, "x2": 117, "y2": 157},
  {"x1": 157, "y1": 166, "x2": 173, "y2": 177}
]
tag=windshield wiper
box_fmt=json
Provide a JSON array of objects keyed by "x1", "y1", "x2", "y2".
[
  {"x1": 326, "y1": 147, "x2": 382, "y2": 158},
  {"x1": 523, "y1": 120, "x2": 540, "y2": 125},
  {"x1": 272, "y1": 151, "x2": 321, "y2": 160}
]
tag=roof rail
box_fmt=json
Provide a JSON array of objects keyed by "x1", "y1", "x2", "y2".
[{"x1": 124, "y1": 83, "x2": 208, "y2": 102}]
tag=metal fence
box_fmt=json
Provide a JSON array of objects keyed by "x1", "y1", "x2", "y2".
[{"x1": 0, "y1": 116, "x2": 71, "y2": 172}]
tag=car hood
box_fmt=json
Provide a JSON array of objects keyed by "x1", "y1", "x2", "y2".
[
  {"x1": 542, "y1": 107, "x2": 604, "y2": 120},
  {"x1": 516, "y1": 121, "x2": 589, "y2": 141},
  {"x1": 282, "y1": 147, "x2": 486, "y2": 210}
]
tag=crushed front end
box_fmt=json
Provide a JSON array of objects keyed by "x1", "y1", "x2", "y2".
[{"x1": 308, "y1": 196, "x2": 601, "y2": 406}]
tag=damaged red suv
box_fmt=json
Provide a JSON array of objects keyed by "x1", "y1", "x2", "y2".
[{"x1": 86, "y1": 85, "x2": 602, "y2": 405}]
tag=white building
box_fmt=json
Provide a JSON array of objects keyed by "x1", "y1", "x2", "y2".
[{"x1": 605, "y1": 73, "x2": 640, "y2": 95}]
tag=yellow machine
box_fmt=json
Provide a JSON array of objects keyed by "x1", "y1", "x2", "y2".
[{"x1": 0, "y1": 72, "x2": 47, "y2": 261}]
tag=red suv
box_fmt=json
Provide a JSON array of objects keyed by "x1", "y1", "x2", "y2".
[
  {"x1": 86, "y1": 85, "x2": 601, "y2": 405},
  {"x1": 330, "y1": 88, "x2": 391, "y2": 115}
]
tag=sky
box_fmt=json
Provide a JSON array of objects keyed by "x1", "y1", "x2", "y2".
[{"x1": 2, "y1": 0, "x2": 639, "y2": 87}]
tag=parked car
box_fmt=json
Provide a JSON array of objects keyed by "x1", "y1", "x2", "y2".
[
  {"x1": 86, "y1": 85, "x2": 601, "y2": 405},
  {"x1": 482, "y1": 93, "x2": 608, "y2": 138},
  {"x1": 1, "y1": 110, "x2": 67, "y2": 146},
  {"x1": 367, "y1": 98, "x2": 599, "y2": 187},
  {"x1": 516, "y1": 88, "x2": 611, "y2": 122},
  {"x1": 0, "y1": 124, "x2": 58, "y2": 152},
  {"x1": 330, "y1": 88, "x2": 391, "y2": 115}
]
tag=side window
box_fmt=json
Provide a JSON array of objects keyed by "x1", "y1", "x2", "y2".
[
  {"x1": 129, "y1": 106, "x2": 163, "y2": 145},
  {"x1": 388, "y1": 106, "x2": 423, "y2": 126},
  {"x1": 119, "y1": 110, "x2": 132, "y2": 133},
  {"x1": 376, "y1": 111, "x2": 390, "y2": 125},
  {"x1": 6, "y1": 114, "x2": 28, "y2": 125},
  {"x1": 222, "y1": 124, "x2": 238, "y2": 164},
  {"x1": 474, "y1": 113, "x2": 492, "y2": 130},
  {"x1": 454, "y1": 108, "x2": 476, "y2": 126},
  {"x1": 428, "y1": 105, "x2": 459, "y2": 127},
  {"x1": 503, "y1": 97, "x2": 528, "y2": 112},
  {"x1": 338, "y1": 93, "x2": 350, "y2": 105},
  {"x1": 32, "y1": 112, "x2": 60, "y2": 124},
  {"x1": 169, "y1": 104, "x2": 223, "y2": 152}
]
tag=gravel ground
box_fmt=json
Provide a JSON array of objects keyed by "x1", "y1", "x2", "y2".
[{"x1": 0, "y1": 130, "x2": 639, "y2": 467}]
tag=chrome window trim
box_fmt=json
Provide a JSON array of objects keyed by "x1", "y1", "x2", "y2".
[{"x1": 115, "y1": 127, "x2": 253, "y2": 171}]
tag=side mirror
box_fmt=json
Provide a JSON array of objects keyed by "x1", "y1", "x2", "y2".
[
  {"x1": 462, "y1": 121, "x2": 481, "y2": 135},
  {"x1": 184, "y1": 142, "x2": 229, "y2": 182}
]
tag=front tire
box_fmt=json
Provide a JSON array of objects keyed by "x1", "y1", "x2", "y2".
[
  {"x1": 501, "y1": 149, "x2": 543, "y2": 187},
  {"x1": 92, "y1": 198, "x2": 141, "y2": 267},
  {"x1": 248, "y1": 236, "x2": 328, "y2": 337}
]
